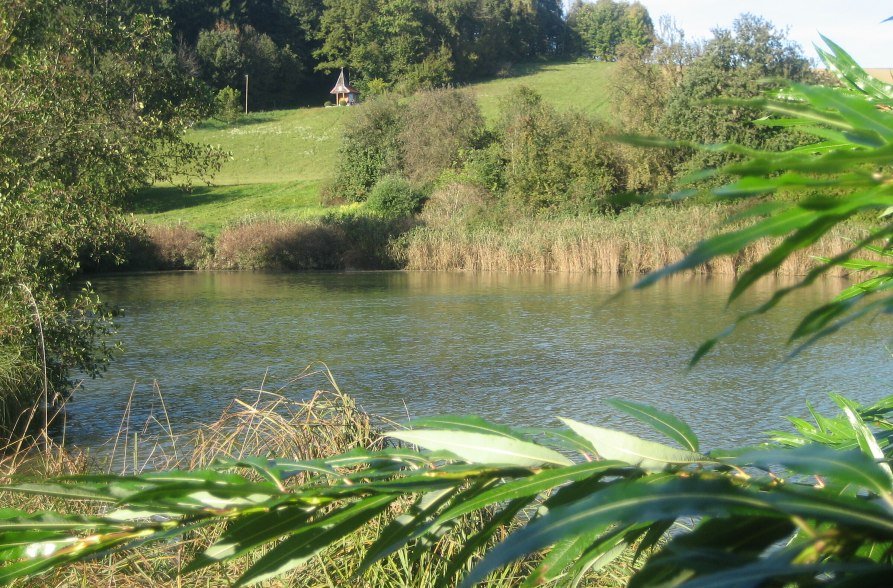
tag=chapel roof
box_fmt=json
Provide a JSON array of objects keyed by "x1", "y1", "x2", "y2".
[{"x1": 330, "y1": 68, "x2": 358, "y2": 94}]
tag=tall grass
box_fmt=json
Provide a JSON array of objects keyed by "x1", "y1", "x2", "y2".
[
  {"x1": 212, "y1": 218, "x2": 346, "y2": 270},
  {"x1": 405, "y1": 192, "x2": 873, "y2": 277},
  {"x1": 212, "y1": 213, "x2": 412, "y2": 270},
  {"x1": 0, "y1": 367, "x2": 644, "y2": 587},
  {"x1": 0, "y1": 345, "x2": 44, "y2": 443}
]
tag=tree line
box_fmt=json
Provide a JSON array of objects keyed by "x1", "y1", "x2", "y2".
[{"x1": 117, "y1": 0, "x2": 655, "y2": 108}]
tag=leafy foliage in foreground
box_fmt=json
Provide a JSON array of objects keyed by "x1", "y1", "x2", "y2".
[
  {"x1": 1, "y1": 395, "x2": 892, "y2": 586},
  {"x1": 635, "y1": 37, "x2": 893, "y2": 362}
]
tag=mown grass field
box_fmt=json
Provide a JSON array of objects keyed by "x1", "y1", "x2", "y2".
[
  {"x1": 469, "y1": 60, "x2": 615, "y2": 121},
  {"x1": 132, "y1": 181, "x2": 329, "y2": 235},
  {"x1": 132, "y1": 60, "x2": 616, "y2": 233}
]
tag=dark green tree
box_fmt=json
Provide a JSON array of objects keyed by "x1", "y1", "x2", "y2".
[
  {"x1": 498, "y1": 87, "x2": 624, "y2": 212},
  {"x1": 196, "y1": 22, "x2": 246, "y2": 88},
  {"x1": 315, "y1": 0, "x2": 565, "y2": 90},
  {"x1": 0, "y1": 0, "x2": 222, "y2": 437},
  {"x1": 568, "y1": 0, "x2": 652, "y2": 61},
  {"x1": 658, "y1": 13, "x2": 813, "y2": 176},
  {"x1": 331, "y1": 95, "x2": 405, "y2": 202}
]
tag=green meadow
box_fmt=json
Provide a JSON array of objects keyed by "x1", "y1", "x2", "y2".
[
  {"x1": 469, "y1": 60, "x2": 615, "y2": 121},
  {"x1": 132, "y1": 60, "x2": 616, "y2": 233}
]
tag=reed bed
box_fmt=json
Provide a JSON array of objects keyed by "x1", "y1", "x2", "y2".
[
  {"x1": 404, "y1": 199, "x2": 875, "y2": 277},
  {"x1": 0, "y1": 367, "x2": 639, "y2": 587}
]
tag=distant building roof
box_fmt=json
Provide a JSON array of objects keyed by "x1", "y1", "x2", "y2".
[{"x1": 330, "y1": 69, "x2": 358, "y2": 94}]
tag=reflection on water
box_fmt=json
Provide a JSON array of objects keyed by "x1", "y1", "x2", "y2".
[{"x1": 70, "y1": 271, "x2": 892, "y2": 451}]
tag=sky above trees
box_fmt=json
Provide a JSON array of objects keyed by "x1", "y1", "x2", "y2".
[{"x1": 631, "y1": 0, "x2": 891, "y2": 67}]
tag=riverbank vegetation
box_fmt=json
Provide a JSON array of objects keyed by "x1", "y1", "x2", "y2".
[
  {"x1": 126, "y1": 13, "x2": 846, "y2": 276},
  {"x1": 2, "y1": 31, "x2": 892, "y2": 585},
  {"x1": 0, "y1": 0, "x2": 225, "y2": 439},
  {"x1": 0, "y1": 378, "x2": 641, "y2": 587}
]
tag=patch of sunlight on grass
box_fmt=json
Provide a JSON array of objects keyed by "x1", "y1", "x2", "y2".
[
  {"x1": 186, "y1": 106, "x2": 351, "y2": 185},
  {"x1": 131, "y1": 181, "x2": 335, "y2": 235},
  {"x1": 139, "y1": 60, "x2": 617, "y2": 232},
  {"x1": 471, "y1": 60, "x2": 616, "y2": 123}
]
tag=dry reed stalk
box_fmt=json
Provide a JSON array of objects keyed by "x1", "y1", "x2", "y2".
[
  {"x1": 0, "y1": 366, "x2": 398, "y2": 587},
  {"x1": 403, "y1": 206, "x2": 881, "y2": 279}
]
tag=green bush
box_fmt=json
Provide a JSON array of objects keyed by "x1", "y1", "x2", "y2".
[
  {"x1": 497, "y1": 87, "x2": 625, "y2": 213},
  {"x1": 366, "y1": 175, "x2": 424, "y2": 218},
  {"x1": 399, "y1": 88, "x2": 486, "y2": 186},
  {"x1": 455, "y1": 144, "x2": 506, "y2": 193},
  {"x1": 332, "y1": 95, "x2": 404, "y2": 202},
  {"x1": 213, "y1": 219, "x2": 345, "y2": 270},
  {"x1": 213, "y1": 87, "x2": 242, "y2": 123}
]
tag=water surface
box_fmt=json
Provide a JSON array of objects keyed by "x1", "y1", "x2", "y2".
[{"x1": 70, "y1": 271, "x2": 892, "y2": 451}]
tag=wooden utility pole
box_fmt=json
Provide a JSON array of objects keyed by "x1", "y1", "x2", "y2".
[{"x1": 244, "y1": 75, "x2": 249, "y2": 114}]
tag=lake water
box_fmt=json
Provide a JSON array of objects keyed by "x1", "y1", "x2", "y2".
[{"x1": 68, "y1": 271, "x2": 893, "y2": 452}]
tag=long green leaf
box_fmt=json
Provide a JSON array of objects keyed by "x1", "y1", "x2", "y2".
[
  {"x1": 356, "y1": 486, "x2": 457, "y2": 574},
  {"x1": 185, "y1": 503, "x2": 315, "y2": 573},
  {"x1": 235, "y1": 494, "x2": 395, "y2": 587},
  {"x1": 388, "y1": 430, "x2": 573, "y2": 467},
  {"x1": 403, "y1": 415, "x2": 528, "y2": 440},
  {"x1": 735, "y1": 445, "x2": 893, "y2": 496},
  {"x1": 607, "y1": 399, "x2": 699, "y2": 452},
  {"x1": 521, "y1": 528, "x2": 604, "y2": 587},
  {"x1": 560, "y1": 418, "x2": 710, "y2": 471},
  {"x1": 436, "y1": 461, "x2": 626, "y2": 524},
  {"x1": 443, "y1": 497, "x2": 530, "y2": 585},
  {"x1": 462, "y1": 476, "x2": 773, "y2": 587}
]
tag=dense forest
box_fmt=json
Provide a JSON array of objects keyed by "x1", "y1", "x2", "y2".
[{"x1": 114, "y1": 0, "x2": 655, "y2": 107}]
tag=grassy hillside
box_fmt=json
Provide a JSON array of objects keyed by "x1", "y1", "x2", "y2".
[
  {"x1": 469, "y1": 60, "x2": 615, "y2": 121},
  {"x1": 133, "y1": 60, "x2": 616, "y2": 234}
]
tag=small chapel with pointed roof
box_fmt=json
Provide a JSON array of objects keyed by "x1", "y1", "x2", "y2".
[{"x1": 330, "y1": 69, "x2": 359, "y2": 106}]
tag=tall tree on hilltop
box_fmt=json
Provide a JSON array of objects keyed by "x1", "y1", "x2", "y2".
[
  {"x1": 315, "y1": 0, "x2": 566, "y2": 90},
  {"x1": 567, "y1": 0, "x2": 653, "y2": 60},
  {"x1": 659, "y1": 13, "x2": 814, "y2": 176}
]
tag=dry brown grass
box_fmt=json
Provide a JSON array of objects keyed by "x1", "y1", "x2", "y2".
[
  {"x1": 0, "y1": 367, "x2": 388, "y2": 587},
  {"x1": 0, "y1": 368, "x2": 560, "y2": 588},
  {"x1": 212, "y1": 218, "x2": 345, "y2": 270},
  {"x1": 144, "y1": 224, "x2": 208, "y2": 269},
  {"x1": 405, "y1": 197, "x2": 877, "y2": 277}
]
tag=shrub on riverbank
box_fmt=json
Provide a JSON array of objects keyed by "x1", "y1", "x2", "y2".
[
  {"x1": 117, "y1": 200, "x2": 877, "y2": 276},
  {"x1": 210, "y1": 213, "x2": 411, "y2": 270},
  {"x1": 213, "y1": 218, "x2": 346, "y2": 270},
  {"x1": 120, "y1": 223, "x2": 210, "y2": 271}
]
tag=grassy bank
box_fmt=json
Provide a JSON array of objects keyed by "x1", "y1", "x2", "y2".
[
  {"x1": 131, "y1": 60, "x2": 617, "y2": 234},
  {"x1": 120, "y1": 199, "x2": 875, "y2": 278},
  {"x1": 468, "y1": 60, "x2": 615, "y2": 122},
  {"x1": 131, "y1": 181, "x2": 337, "y2": 236},
  {"x1": 1, "y1": 377, "x2": 638, "y2": 587}
]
